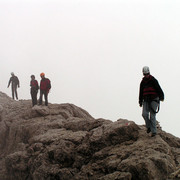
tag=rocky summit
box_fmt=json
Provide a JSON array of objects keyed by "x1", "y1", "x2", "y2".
[{"x1": 0, "y1": 92, "x2": 180, "y2": 180}]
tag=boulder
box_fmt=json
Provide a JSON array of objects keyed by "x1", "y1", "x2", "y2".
[{"x1": 32, "y1": 105, "x2": 50, "y2": 116}]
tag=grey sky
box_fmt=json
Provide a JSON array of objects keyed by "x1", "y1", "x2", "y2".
[{"x1": 1, "y1": 0, "x2": 180, "y2": 137}]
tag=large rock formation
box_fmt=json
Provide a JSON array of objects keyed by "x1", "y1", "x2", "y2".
[{"x1": 0, "y1": 91, "x2": 179, "y2": 180}]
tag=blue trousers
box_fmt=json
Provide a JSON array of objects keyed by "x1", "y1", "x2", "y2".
[{"x1": 142, "y1": 98, "x2": 159, "y2": 134}]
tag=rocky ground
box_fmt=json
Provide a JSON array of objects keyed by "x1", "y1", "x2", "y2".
[{"x1": 0, "y1": 91, "x2": 180, "y2": 180}]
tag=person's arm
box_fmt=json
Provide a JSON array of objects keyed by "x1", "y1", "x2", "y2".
[
  {"x1": 48, "y1": 80, "x2": 51, "y2": 89},
  {"x1": 36, "y1": 80, "x2": 39, "y2": 90},
  {"x1": 46, "y1": 79, "x2": 51, "y2": 89},
  {"x1": 17, "y1": 77, "x2": 20, "y2": 87},
  {"x1": 7, "y1": 77, "x2": 12, "y2": 88},
  {"x1": 139, "y1": 81, "x2": 143, "y2": 106},
  {"x1": 154, "y1": 79, "x2": 164, "y2": 101}
]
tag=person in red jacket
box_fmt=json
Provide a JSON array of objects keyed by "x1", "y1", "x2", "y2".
[
  {"x1": 39, "y1": 73, "x2": 51, "y2": 106},
  {"x1": 30, "y1": 75, "x2": 39, "y2": 106}
]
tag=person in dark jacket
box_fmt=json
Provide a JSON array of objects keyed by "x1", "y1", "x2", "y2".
[
  {"x1": 139, "y1": 66, "x2": 164, "y2": 137},
  {"x1": 39, "y1": 72, "x2": 51, "y2": 106},
  {"x1": 30, "y1": 75, "x2": 39, "y2": 106},
  {"x1": 7, "y1": 72, "x2": 20, "y2": 100}
]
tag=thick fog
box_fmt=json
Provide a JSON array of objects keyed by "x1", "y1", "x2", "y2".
[{"x1": 1, "y1": 0, "x2": 180, "y2": 137}]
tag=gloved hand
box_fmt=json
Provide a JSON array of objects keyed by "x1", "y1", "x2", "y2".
[
  {"x1": 160, "y1": 97, "x2": 164, "y2": 102},
  {"x1": 139, "y1": 101, "x2": 142, "y2": 107}
]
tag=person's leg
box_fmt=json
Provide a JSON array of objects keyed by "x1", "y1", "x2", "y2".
[
  {"x1": 150, "y1": 100, "x2": 159, "y2": 135},
  {"x1": 44, "y1": 92, "x2": 48, "y2": 106},
  {"x1": 39, "y1": 91, "x2": 43, "y2": 105},
  {"x1": 34, "y1": 91, "x2": 38, "y2": 105},
  {"x1": 11, "y1": 85, "x2": 14, "y2": 99},
  {"x1": 14, "y1": 85, "x2": 18, "y2": 100},
  {"x1": 31, "y1": 90, "x2": 34, "y2": 106},
  {"x1": 142, "y1": 101, "x2": 151, "y2": 130},
  {"x1": 31, "y1": 90, "x2": 37, "y2": 106}
]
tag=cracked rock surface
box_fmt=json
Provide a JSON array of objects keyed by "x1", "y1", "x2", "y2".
[{"x1": 0, "y1": 91, "x2": 180, "y2": 180}]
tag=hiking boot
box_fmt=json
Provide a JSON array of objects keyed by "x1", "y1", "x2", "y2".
[
  {"x1": 151, "y1": 133, "x2": 156, "y2": 137},
  {"x1": 146, "y1": 128, "x2": 151, "y2": 134}
]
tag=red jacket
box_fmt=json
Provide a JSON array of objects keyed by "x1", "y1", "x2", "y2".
[
  {"x1": 30, "y1": 80, "x2": 39, "y2": 90},
  {"x1": 40, "y1": 78, "x2": 51, "y2": 91}
]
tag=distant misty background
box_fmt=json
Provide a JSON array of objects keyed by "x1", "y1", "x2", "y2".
[{"x1": 0, "y1": 0, "x2": 180, "y2": 137}]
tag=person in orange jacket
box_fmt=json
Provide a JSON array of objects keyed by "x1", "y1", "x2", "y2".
[{"x1": 39, "y1": 73, "x2": 51, "y2": 106}]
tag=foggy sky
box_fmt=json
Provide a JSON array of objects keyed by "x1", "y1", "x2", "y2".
[{"x1": 1, "y1": 0, "x2": 180, "y2": 137}]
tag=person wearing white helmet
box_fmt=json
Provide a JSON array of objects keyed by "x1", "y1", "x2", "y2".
[
  {"x1": 7, "y1": 72, "x2": 20, "y2": 100},
  {"x1": 139, "y1": 66, "x2": 164, "y2": 137},
  {"x1": 142, "y1": 66, "x2": 150, "y2": 74}
]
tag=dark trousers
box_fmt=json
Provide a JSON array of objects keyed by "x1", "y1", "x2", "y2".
[
  {"x1": 12, "y1": 85, "x2": 18, "y2": 100},
  {"x1": 39, "y1": 90, "x2": 48, "y2": 106},
  {"x1": 31, "y1": 89, "x2": 38, "y2": 106}
]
